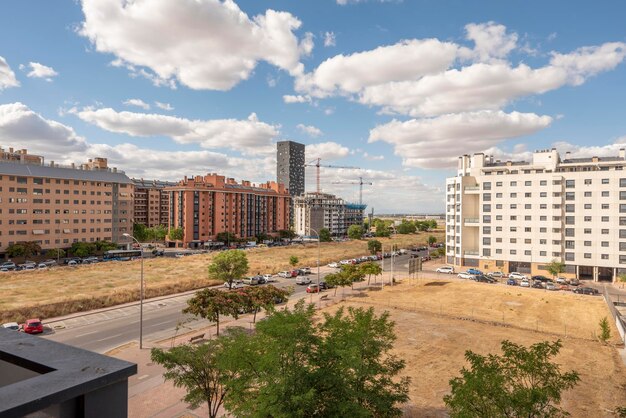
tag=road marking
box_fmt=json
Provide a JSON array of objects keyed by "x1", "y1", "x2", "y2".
[
  {"x1": 152, "y1": 320, "x2": 171, "y2": 327},
  {"x1": 95, "y1": 333, "x2": 123, "y2": 342},
  {"x1": 137, "y1": 374, "x2": 150, "y2": 380},
  {"x1": 81, "y1": 330, "x2": 100, "y2": 336}
]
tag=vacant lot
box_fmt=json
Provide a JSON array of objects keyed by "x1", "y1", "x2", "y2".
[
  {"x1": 0, "y1": 232, "x2": 441, "y2": 322},
  {"x1": 337, "y1": 280, "x2": 626, "y2": 417}
]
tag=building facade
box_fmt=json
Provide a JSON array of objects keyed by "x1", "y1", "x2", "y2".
[
  {"x1": 0, "y1": 148, "x2": 133, "y2": 258},
  {"x1": 276, "y1": 140, "x2": 305, "y2": 197},
  {"x1": 165, "y1": 174, "x2": 290, "y2": 248},
  {"x1": 132, "y1": 179, "x2": 176, "y2": 227},
  {"x1": 446, "y1": 148, "x2": 626, "y2": 282},
  {"x1": 294, "y1": 192, "x2": 365, "y2": 237}
]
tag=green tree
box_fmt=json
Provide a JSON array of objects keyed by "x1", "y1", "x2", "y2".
[
  {"x1": 374, "y1": 220, "x2": 391, "y2": 237},
  {"x1": 367, "y1": 239, "x2": 382, "y2": 255},
  {"x1": 216, "y1": 232, "x2": 237, "y2": 245},
  {"x1": 208, "y1": 250, "x2": 249, "y2": 290},
  {"x1": 255, "y1": 232, "x2": 269, "y2": 243},
  {"x1": 444, "y1": 339, "x2": 580, "y2": 418},
  {"x1": 428, "y1": 235, "x2": 437, "y2": 246},
  {"x1": 289, "y1": 255, "x2": 299, "y2": 268},
  {"x1": 360, "y1": 261, "x2": 383, "y2": 285},
  {"x1": 95, "y1": 240, "x2": 118, "y2": 252},
  {"x1": 397, "y1": 221, "x2": 416, "y2": 234},
  {"x1": 236, "y1": 285, "x2": 290, "y2": 323},
  {"x1": 45, "y1": 248, "x2": 66, "y2": 259},
  {"x1": 347, "y1": 224, "x2": 364, "y2": 240},
  {"x1": 218, "y1": 301, "x2": 410, "y2": 418},
  {"x1": 5, "y1": 243, "x2": 25, "y2": 258},
  {"x1": 20, "y1": 241, "x2": 41, "y2": 258},
  {"x1": 599, "y1": 317, "x2": 612, "y2": 343},
  {"x1": 133, "y1": 223, "x2": 148, "y2": 242},
  {"x1": 547, "y1": 259, "x2": 566, "y2": 279},
  {"x1": 151, "y1": 340, "x2": 231, "y2": 418},
  {"x1": 319, "y1": 227, "x2": 332, "y2": 242},
  {"x1": 169, "y1": 227, "x2": 184, "y2": 241},
  {"x1": 414, "y1": 221, "x2": 429, "y2": 232},
  {"x1": 70, "y1": 242, "x2": 95, "y2": 257},
  {"x1": 184, "y1": 289, "x2": 241, "y2": 336},
  {"x1": 341, "y1": 263, "x2": 366, "y2": 289},
  {"x1": 278, "y1": 229, "x2": 296, "y2": 240}
]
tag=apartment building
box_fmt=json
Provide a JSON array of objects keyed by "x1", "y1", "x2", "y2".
[
  {"x1": 446, "y1": 148, "x2": 626, "y2": 282},
  {"x1": 294, "y1": 192, "x2": 365, "y2": 237},
  {"x1": 0, "y1": 148, "x2": 133, "y2": 258},
  {"x1": 165, "y1": 173, "x2": 290, "y2": 247},
  {"x1": 277, "y1": 140, "x2": 305, "y2": 226},
  {"x1": 132, "y1": 178, "x2": 176, "y2": 227}
]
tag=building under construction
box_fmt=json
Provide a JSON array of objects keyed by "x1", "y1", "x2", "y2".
[{"x1": 294, "y1": 192, "x2": 366, "y2": 237}]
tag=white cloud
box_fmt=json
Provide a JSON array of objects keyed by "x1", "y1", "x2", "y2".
[
  {"x1": 306, "y1": 141, "x2": 350, "y2": 160},
  {"x1": 296, "y1": 38, "x2": 458, "y2": 97},
  {"x1": 23, "y1": 62, "x2": 58, "y2": 81},
  {"x1": 323, "y1": 31, "x2": 336, "y2": 47},
  {"x1": 283, "y1": 94, "x2": 311, "y2": 103},
  {"x1": 71, "y1": 107, "x2": 279, "y2": 155},
  {"x1": 296, "y1": 123, "x2": 323, "y2": 137},
  {"x1": 79, "y1": 0, "x2": 310, "y2": 90},
  {"x1": 0, "y1": 56, "x2": 20, "y2": 90},
  {"x1": 369, "y1": 110, "x2": 553, "y2": 168},
  {"x1": 123, "y1": 98, "x2": 150, "y2": 110},
  {"x1": 154, "y1": 101, "x2": 174, "y2": 111},
  {"x1": 464, "y1": 22, "x2": 518, "y2": 62},
  {"x1": 363, "y1": 152, "x2": 384, "y2": 161},
  {"x1": 550, "y1": 42, "x2": 626, "y2": 85},
  {"x1": 299, "y1": 32, "x2": 315, "y2": 56},
  {"x1": 336, "y1": 0, "x2": 401, "y2": 5}
]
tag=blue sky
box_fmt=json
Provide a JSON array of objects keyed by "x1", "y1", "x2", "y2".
[{"x1": 0, "y1": 0, "x2": 625, "y2": 213}]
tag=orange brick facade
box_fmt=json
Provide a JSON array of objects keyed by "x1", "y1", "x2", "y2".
[{"x1": 166, "y1": 174, "x2": 290, "y2": 247}]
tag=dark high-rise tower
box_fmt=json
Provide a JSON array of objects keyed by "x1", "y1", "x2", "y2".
[{"x1": 276, "y1": 140, "x2": 305, "y2": 196}]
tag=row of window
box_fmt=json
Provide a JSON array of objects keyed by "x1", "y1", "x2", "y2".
[
  {"x1": 479, "y1": 248, "x2": 619, "y2": 262},
  {"x1": 482, "y1": 178, "x2": 626, "y2": 189},
  {"x1": 1, "y1": 176, "x2": 128, "y2": 188}
]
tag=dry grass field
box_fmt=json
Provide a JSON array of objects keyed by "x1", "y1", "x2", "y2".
[
  {"x1": 0, "y1": 232, "x2": 442, "y2": 322},
  {"x1": 334, "y1": 280, "x2": 626, "y2": 417}
]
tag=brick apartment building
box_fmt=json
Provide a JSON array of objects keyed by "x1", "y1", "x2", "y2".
[
  {"x1": 132, "y1": 179, "x2": 176, "y2": 227},
  {"x1": 0, "y1": 147, "x2": 133, "y2": 258},
  {"x1": 165, "y1": 173, "x2": 290, "y2": 248}
]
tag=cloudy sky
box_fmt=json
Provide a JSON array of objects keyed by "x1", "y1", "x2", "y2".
[{"x1": 0, "y1": 1, "x2": 625, "y2": 213}]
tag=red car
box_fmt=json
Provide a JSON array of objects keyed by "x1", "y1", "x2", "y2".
[
  {"x1": 306, "y1": 284, "x2": 320, "y2": 293},
  {"x1": 290, "y1": 270, "x2": 299, "y2": 277},
  {"x1": 21, "y1": 318, "x2": 44, "y2": 334}
]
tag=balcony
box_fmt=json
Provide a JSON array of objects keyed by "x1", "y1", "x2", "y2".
[
  {"x1": 464, "y1": 185, "x2": 480, "y2": 194},
  {"x1": 464, "y1": 218, "x2": 480, "y2": 226},
  {"x1": 464, "y1": 250, "x2": 480, "y2": 257}
]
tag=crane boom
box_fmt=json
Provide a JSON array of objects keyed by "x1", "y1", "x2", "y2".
[
  {"x1": 304, "y1": 157, "x2": 359, "y2": 193},
  {"x1": 331, "y1": 176, "x2": 373, "y2": 205}
]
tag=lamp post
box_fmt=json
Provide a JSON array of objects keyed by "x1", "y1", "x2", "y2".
[
  {"x1": 309, "y1": 228, "x2": 321, "y2": 309},
  {"x1": 123, "y1": 233, "x2": 144, "y2": 349}
]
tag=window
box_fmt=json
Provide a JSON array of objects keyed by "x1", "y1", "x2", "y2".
[
  {"x1": 584, "y1": 179, "x2": 592, "y2": 185},
  {"x1": 483, "y1": 226, "x2": 491, "y2": 234},
  {"x1": 510, "y1": 250, "x2": 517, "y2": 255},
  {"x1": 602, "y1": 229, "x2": 609, "y2": 234},
  {"x1": 621, "y1": 255, "x2": 626, "y2": 265},
  {"x1": 510, "y1": 227, "x2": 517, "y2": 232},
  {"x1": 566, "y1": 180, "x2": 575, "y2": 188},
  {"x1": 584, "y1": 216, "x2": 592, "y2": 222},
  {"x1": 621, "y1": 178, "x2": 626, "y2": 187},
  {"x1": 483, "y1": 237, "x2": 491, "y2": 245},
  {"x1": 525, "y1": 215, "x2": 532, "y2": 221},
  {"x1": 602, "y1": 254, "x2": 609, "y2": 260},
  {"x1": 584, "y1": 191, "x2": 592, "y2": 197},
  {"x1": 540, "y1": 192, "x2": 547, "y2": 197},
  {"x1": 483, "y1": 249, "x2": 491, "y2": 256},
  {"x1": 565, "y1": 228, "x2": 575, "y2": 237},
  {"x1": 483, "y1": 215, "x2": 491, "y2": 223},
  {"x1": 483, "y1": 182, "x2": 491, "y2": 190},
  {"x1": 496, "y1": 204, "x2": 503, "y2": 209},
  {"x1": 565, "y1": 253, "x2": 575, "y2": 261},
  {"x1": 620, "y1": 242, "x2": 626, "y2": 252},
  {"x1": 540, "y1": 227, "x2": 547, "y2": 233},
  {"x1": 602, "y1": 178, "x2": 609, "y2": 184},
  {"x1": 602, "y1": 216, "x2": 609, "y2": 222},
  {"x1": 510, "y1": 193, "x2": 517, "y2": 198},
  {"x1": 483, "y1": 204, "x2": 491, "y2": 212},
  {"x1": 510, "y1": 238, "x2": 517, "y2": 243},
  {"x1": 602, "y1": 191, "x2": 610, "y2": 197},
  {"x1": 540, "y1": 180, "x2": 547, "y2": 186},
  {"x1": 565, "y1": 241, "x2": 575, "y2": 249},
  {"x1": 584, "y1": 241, "x2": 592, "y2": 246},
  {"x1": 510, "y1": 204, "x2": 517, "y2": 209},
  {"x1": 540, "y1": 216, "x2": 547, "y2": 221},
  {"x1": 496, "y1": 182, "x2": 503, "y2": 187},
  {"x1": 565, "y1": 216, "x2": 575, "y2": 225},
  {"x1": 584, "y1": 228, "x2": 592, "y2": 234},
  {"x1": 525, "y1": 227, "x2": 531, "y2": 232},
  {"x1": 584, "y1": 204, "x2": 592, "y2": 209},
  {"x1": 510, "y1": 181, "x2": 517, "y2": 186},
  {"x1": 540, "y1": 204, "x2": 547, "y2": 209},
  {"x1": 525, "y1": 193, "x2": 531, "y2": 198},
  {"x1": 583, "y1": 253, "x2": 592, "y2": 259},
  {"x1": 510, "y1": 216, "x2": 517, "y2": 221},
  {"x1": 565, "y1": 204, "x2": 575, "y2": 213},
  {"x1": 565, "y1": 192, "x2": 575, "y2": 200},
  {"x1": 525, "y1": 181, "x2": 532, "y2": 186},
  {"x1": 602, "y1": 241, "x2": 609, "y2": 247},
  {"x1": 496, "y1": 226, "x2": 502, "y2": 231},
  {"x1": 621, "y1": 230, "x2": 626, "y2": 239}
]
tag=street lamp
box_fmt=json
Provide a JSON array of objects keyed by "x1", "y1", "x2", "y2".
[
  {"x1": 123, "y1": 233, "x2": 144, "y2": 349},
  {"x1": 309, "y1": 228, "x2": 321, "y2": 309}
]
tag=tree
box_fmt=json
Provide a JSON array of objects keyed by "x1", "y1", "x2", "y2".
[
  {"x1": 169, "y1": 227, "x2": 184, "y2": 241},
  {"x1": 133, "y1": 223, "x2": 148, "y2": 242},
  {"x1": 21, "y1": 241, "x2": 42, "y2": 258},
  {"x1": 278, "y1": 229, "x2": 296, "y2": 240},
  {"x1": 347, "y1": 224, "x2": 364, "y2": 240},
  {"x1": 599, "y1": 317, "x2": 611, "y2": 343},
  {"x1": 374, "y1": 220, "x2": 391, "y2": 237},
  {"x1": 360, "y1": 261, "x2": 383, "y2": 285},
  {"x1": 289, "y1": 255, "x2": 299, "y2": 268},
  {"x1": 547, "y1": 259, "x2": 566, "y2": 279},
  {"x1": 444, "y1": 340, "x2": 580, "y2": 418},
  {"x1": 45, "y1": 248, "x2": 66, "y2": 259},
  {"x1": 255, "y1": 232, "x2": 269, "y2": 243},
  {"x1": 184, "y1": 289, "x2": 241, "y2": 336},
  {"x1": 95, "y1": 240, "x2": 118, "y2": 252},
  {"x1": 342, "y1": 263, "x2": 366, "y2": 289},
  {"x1": 319, "y1": 227, "x2": 332, "y2": 242},
  {"x1": 428, "y1": 235, "x2": 437, "y2": 246},
  {"x1": 151, "y1": 340, "x2": 231, "y2": 418},
  {"x1": 70, "y1": 242, "x2": 95, "y2": 257},
  {"x1": 217, "y1": 301, "x2": 410, "y2": 418},
  {"x1": 414, "y1": 221, "x2": 429, "y2": 232},
  {"x1": 368, "y1": 239, "x2": 382, "y2": 255},
  {"x1": 149, "y1": 225, "x2": 168, "y2": 242},
  {"x1": 235, "y1": 285, "x2": 290, "y2": 323},
  {"x1": 216, "y1": 232, "x2": 237, "y2": 245},
  {"x1": 208, "y1": 250, "x2": 249, "y2": 290},
  {"x1": 397, "y1": 221, "x2": 416, "y2": 234},
  {"x1": 5, "y1": 243, "x2": 25, "y2": 258}
]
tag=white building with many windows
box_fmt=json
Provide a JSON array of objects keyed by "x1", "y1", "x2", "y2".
[
  {"x1": 446, "y1": 148, "x2": 626, "y2": 282},
  {"x1": 294, "y1": 192, "x2": 365, "y2": 237}
]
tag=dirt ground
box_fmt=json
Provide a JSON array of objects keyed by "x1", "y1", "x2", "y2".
[
  {"x1": 0, "y1": 232, "x2": 442, "y2": 319},
  {"x1": 336, "y1": 279, "x2": 626, "y2": 417}
]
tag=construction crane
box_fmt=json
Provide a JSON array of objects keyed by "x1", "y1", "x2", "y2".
[
  {"x1": 331, "y1": 176, "x2": 373, "y2": 205},
  {"x1": 304, "y1": 158, "x2": 359, "y2": 194}
]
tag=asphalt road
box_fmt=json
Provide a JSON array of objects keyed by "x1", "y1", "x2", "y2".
[{"x1": 42, "y1": 253, "x2": 415, "y2": 353}]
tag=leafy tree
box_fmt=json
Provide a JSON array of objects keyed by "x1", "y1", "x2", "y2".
[
  {"x1": 184, "y1": 289, "x2": 241, "y2": 336},
  {"x1": 133, "y1": 223, "x2": 148, "y2": 242},
  {"x1": 70, "y1": 242, "x2": 95, "y2": 257},
  {"x1": 360, "y1": 261, "x2": 383, "y2": 285},
  {"x1": 547, "y1": 259, "x2": 566, "y2": 279},
  {"x1": 374, "y1": 220, "x2": 391, "y2": 237},
  {"x1": 255, "y1": 232, "x2": 269, "y2": 243},
  {"x1": 149, "y1": 225, "x2": 168, "y2": 242},
  {"x1": 414, "y1": 221, "x2": 429, "y2": 232},
  {"x1": 151, "y1": 340, "x2": 231, "y2": 418},
  {"x1": 235, "y1": 285, "x2": 290, "y2": 323},
  {"x1": 95, "y1": 240, "x2": 118, "y2": 252},
  {"x1": 341, "y1": 263, "x2": 366, "y2": 289},
  {"x1": 21, "y1": 241, "x2": 41, "y2": 258},
  {"x1": 368, "y1": 239, "x2": 382, "y2": 255},
  {"x1": 218, "y1": 301, "x2": 410, "y2": 418},
  {"x1": 444, "y1": 339, "x2": 580, "y2": 418},
  {"x1": 397, "y1": 221, "x2": 416, "y2": 234},
  {"x1": 347, "y1": 224, "x2": 364, "y2": 240},
  {"x1": 5, "y1": 243, "x2": 25, "y2": 258},
  {"x1": 289, "y1": 255, "x2": 299, "y2": 268},
  {"x1": 599, "y1": 317, "x2": 611, "y2": 343},
  {"x1": 45, "y1": 248, "x2": 66, "y2": 259},
  {"x1": 216, "y1": 231, "x2": 237, "y2": 245},
  {"x1": 169, "y1": 227, "x2": 184, "y2": 241},
  {"x1": 324, "y1": 273, "x2": 342, "y2": 296},
  {"x1": 428, "y1": 235, "x2": 437, "y2": 246},
  {"x1": 208, "y1": 250, "x2": 249, "y2": 290},
  {"x1": 319, "y1": 227, "x2": 332, "y2": 242},
  {"x1": 278, "y1": 229, "x2": 296, "y2": 239}
]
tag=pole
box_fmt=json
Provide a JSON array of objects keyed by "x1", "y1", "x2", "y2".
[
  {"x1": 391, "y1": 250, "x2": 394, "y2": 286},
  {"x1": 124, "y1": 233, "x2": 144, "y2": 349},
  {"x1": 310, "y1": 228, "x2": 321, "y2": 309}
]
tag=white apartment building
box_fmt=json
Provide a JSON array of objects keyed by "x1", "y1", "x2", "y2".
[
  {"x1": 294, "y1": 192, "x2": 365, "y2": 237},
  {"x1": 446, "y1": 148, "x2": 626, "y2": 282}
]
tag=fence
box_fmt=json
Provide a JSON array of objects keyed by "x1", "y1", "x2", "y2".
[{"x1": 603, "y1": 287, "x2": 626, "y2": 343}]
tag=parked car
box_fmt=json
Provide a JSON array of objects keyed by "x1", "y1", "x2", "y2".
[
  {"x1": 21, "y1": 319, "x2": 44, "y2": 334},
  {"x1": 421, "y1": 255, "x2": 431, "y2": 262},
  {"x1": 545, "y1": 282, "x2": 557, "y2": 291},
  {"x1": 174, "y1": 253, "x2": 185, "y2": 258},
  {"x1": 532, "y1": 281, "x2": 544, "y2": 289},
  {"x1": 466, "y1": 268, "x2": 482, "y2": 275},
  {"x1": 289, "y1": 270, "x2": 299, "y2": 277},
  {"x1": 458, "y1": 272, "x2": 473, "y2": 279},
  {"x1": 0, "y1": 262, "x2": 16, "y2": 270},
  {"x1": 37, "y1": 263, "x2": 48, "y2": 270},
  {"x1": 573, "y1": 287, "x2": 599, "y2": 295},
  {"x1": 2, "y1": 322, "x2": 19, "y2": 330},
  {"x1": 558, "y1": 284, "x2": 570, "y2": 291},
  {"x1": 487, "y1": 271, "x2": 504, "y2": 278},
  {"x1": 555, "y1": 277, "x2": 568, "y2": 284},
  {"x1": 82, "y1": 256, "x2": 99, "y2": 264},
  {"x1": 475, "y1": 275, "x2": 496, "y2": 283},
  {"x1": 506, "y1": 278, "x2": 518, "y2": 286},
  {"x1": 42, "y1": 259, "x2": 57, "y2": 267},
  {"x1": 296, "y1": 276, "x2": 312, "y2": 285},
  {"x1": 569, "y1": 278, "x2": 580, "y2": 286},
  {"x1": 306, "y1": 284, "x2": 320, "y2": 293},
  {"x1": 67, "y1": 260, "x2": 79, "y2": 267},
  {"x1": 509, "y1": 272, "x2": 526, "y2": 280},
  {"x1": 520, "y1": 279, "x2": 530, "y2": 288},
  {"x1": 278, "y1": 271, "x2": 291, "y2": 278},
  {"x1": 20, "y1": 262, "x2": 36, "y2": 270},
  {"x1": 327, "y1": 262, "x2": 339, "y2": 268},
  {"x1": 64, "y1": 257, "x2": 81, "y2": 265},
  {"x1": 243, "y1": 276, "x2": 260, "y2": 285},
  {"x1": 262, "y1": 274, "x2": 276, "y2": 282},
  {"x1": 224, "y1": 280, "x2": 244, "y2": 289},
  {"x1": 339, "y1": 260, "x2": 351, "y2": 265},
  {"x1": 436, "y1": 266, "x2": 455, "y2": 274},
  {"x1": 319, "y1": 281, "x2": 333, "y2": 290},
  {"x1": 531, "y1": 275, "x2": 551, "y2": 283},
  {"x1": 299, "y1": 267, "x2": 312, "y2": 275}
]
